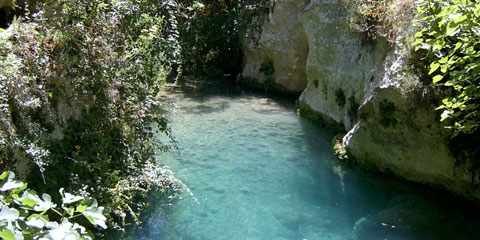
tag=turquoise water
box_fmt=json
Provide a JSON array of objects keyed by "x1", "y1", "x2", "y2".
[{"x1": 116, "y1": 80, "x2": 480, "y2": 240}]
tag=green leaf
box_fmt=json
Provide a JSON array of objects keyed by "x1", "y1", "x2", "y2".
[
  {"x1": 433, "y1": 75, "x2": 444, "y2": 83},
  {"x1": 18, "y1": 196, "x2": 37, "y2": 208},
  {"x1": 34, "y1": 194, "x2": 56, "y2": 212},
  {"x1": 0, "y1": 229, "x2": 15, "y2": 240},
  {"x1": 11, "y1": 183, "x2": 27, "y2": 197},
  {"x1": 451, "y1": 130, "x2": 459, "y2": 138},
  {"x1": 26, "y1": 216, "x2": 46, "y2": 228},
  {"x1": 463, "y1": 121, "x2": 477, "y2": 132},
  {"x1": 0, "y1": 172, "x2": 8, "y2": 181},
  {"x1": 76, "y1": 205, "x2": 87, "y2": 213},
  {"x1": 444, "y1": 80, "x2": 455, "y2": 86},
  {"x1": 81, "y1": 200, "x2": 107, "y2": 229},
  {"x1": 0, "y1": 206, "x2": 19, "y2": 221},
  {"x1": 0, "y1": 172, "x2": 24, "y2": 192},
  {"x1": 429, "y1": 62, "x2": 440, "y2": 75},
  {"x1": 60, "y1": 188, "x2": 83, "y2": 204},
  {"x1": 440, "y1": 110, "x2": 450, "y2": 121}
]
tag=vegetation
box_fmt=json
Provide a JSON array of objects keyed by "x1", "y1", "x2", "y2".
[
  {"x1": 415, "y1": 0, "x2": 480, "y2": 137},
  {"x1": 176, "y1": 0, "x2": 269, "y2": 76},
  {"x1": 0, "y1": 0, "x2": 181, "y2": 232},
  {"x1": 0, "y1": 171, "x2": 106, "y2": 239},
  {"x1": 414, "y1": 0, "x2": 480, "y2": 175},
  {"x1": 0, "y1": 0, "x2": 271, "y2": 236},
  {"x1": 343, "y1": 0, "x2": 416, "y2": 43},
  {"x1": 259, "y1": 60, "x2": 275, "y2": 77}
]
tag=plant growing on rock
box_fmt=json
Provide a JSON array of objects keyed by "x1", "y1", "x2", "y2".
[
  {"x1": 343, "y1": 0, "x2": 416, "y2": 43},
  {"x1": 415, "y1": 0, "x2": 480, "y2": 136},
  {"x1": 414, "y1": 0, "x2": 480, "y2": 176}
]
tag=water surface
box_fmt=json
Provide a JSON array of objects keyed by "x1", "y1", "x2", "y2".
[{"x1": 116, "y1": 80, "x2": 480, "y2": 240}]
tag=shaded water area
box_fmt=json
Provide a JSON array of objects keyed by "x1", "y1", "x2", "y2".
[{"x1": 113, "y1": 79, "x2": 480, "y2": 240}]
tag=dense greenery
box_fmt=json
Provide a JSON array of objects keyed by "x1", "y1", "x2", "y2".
[
  {"x1": 0, "y1": 0, "x2": 180, "y2": 231},
  {"x1": 176, "y1": 0, "x2": 268, "y2": 76},
  {"x1": 415, "y1": 0, "x2": 480, "y2": 136},
  {"x1": 0, "y1": 0, "x2": 271, "y2": 235},
  {"x1": 414, "y1": 0, "x2": 480, "y2": 172},
  {"x1": 0, "y1": 171, "x2": 107, "y2": 239}
]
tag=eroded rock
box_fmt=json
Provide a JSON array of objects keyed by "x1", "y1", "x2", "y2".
[{"x1": 241, "y1": 0, "x2": 309, "y2": 94}]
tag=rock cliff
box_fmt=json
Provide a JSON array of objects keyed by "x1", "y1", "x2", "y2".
[
  {"x1": 241, "y1": 0, "x2": 309, "y2": 94},
  {"x1": 242, "y1": 0, "x2": 480, "y2": 201}
]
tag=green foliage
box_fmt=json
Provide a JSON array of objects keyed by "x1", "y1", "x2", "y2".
[
  {"x1": 414, "y1": 0, "x2": 480, "y2": 137},
  {"x1": 297, "y1": 101, "x2": 346, "y2": 134},
  {"x1": 0, "y1": 0, "x2": 180, "y2": 230},
  {"x1": 0, "y1": 171, "x2": 107, "y2": 239},
  {"x1": 414, "y1": 0, "x2": 480, "y2": 175},
  {"x1": 333, "y1": 138, "x2": 348, "y2": 160},
  {"x1": 259, "y1": 60, "x2": 275, "y2": 77},
  {"x1": 343, "y1": 0, "x2": 416, "y2": 43},
  {"x1": 176, "y1": 0, "x2": 269, "y2": 76}
]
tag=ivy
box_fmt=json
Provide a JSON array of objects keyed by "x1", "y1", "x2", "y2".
[{"x1": 0, "y1": 171, "x2": 106, "y2": 239}]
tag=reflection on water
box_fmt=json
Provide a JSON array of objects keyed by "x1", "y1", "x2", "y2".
[{"x1": 111, "y1": 79, "x2": 480, "y2": 240}]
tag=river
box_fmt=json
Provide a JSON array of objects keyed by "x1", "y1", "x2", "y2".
[{"x1": 112, "y1": 79, "x2": 480, "y2": 240}]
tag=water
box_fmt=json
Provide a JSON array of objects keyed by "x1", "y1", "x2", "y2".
[{"x1": 114, "y1": 79, "x2": 480, "y2": 240}]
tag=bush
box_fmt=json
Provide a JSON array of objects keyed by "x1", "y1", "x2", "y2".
[
  {"x1": 176, "y1": 0, "x2": 269, "y2": 76},
  {"x1": 0, "y1": 171, "x2": 106, "y2": 239},
  {"x1": 0, "y1": 0, "x2": 181, "y2": 229},
  {"x1": 414, "y1": 0, "x2": 480, "y2": 175},
  {"x1": 343, "y1": 0, "x2": 416, "y2": 43}
]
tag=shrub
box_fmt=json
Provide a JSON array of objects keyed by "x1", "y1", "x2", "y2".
[
  {"x1": 0, "y1": 171, "x2": 106, "y2": 239},
  {"x1": 0, "y1": 0, "x2": 180, "y2": 229},
  {"x1": 343, "y1": 0, "x2": 416, "y2": 43},
  {"x1": 176, "y1": 0, "x2": 269, "y2": 76},
  {"x1": 414, "y1": 0, "x2": 480, "y2": 176}
]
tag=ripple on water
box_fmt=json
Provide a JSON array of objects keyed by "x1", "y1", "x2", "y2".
[{"x1": 108, "y1": 82, "x2": 480, "y2": 240}]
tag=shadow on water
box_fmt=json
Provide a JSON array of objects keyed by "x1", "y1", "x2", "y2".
[
  {"x1": 159, "y1": 77, "x2": 298, "y2": 110},
  {"x1": 108, "y1": 77, "x2": 480, "y2": 240},
  {"x1": 299, "y1": 117, "x2": 480, "y2": 240}
]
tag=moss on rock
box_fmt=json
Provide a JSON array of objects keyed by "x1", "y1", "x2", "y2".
[{"x1": 296, "y1": 100, "x2": 345, "y2": 135}]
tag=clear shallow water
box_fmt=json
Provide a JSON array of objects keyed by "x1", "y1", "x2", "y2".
[{"x1": 113, "y1": 80, "x2": 480, "y2": 240}]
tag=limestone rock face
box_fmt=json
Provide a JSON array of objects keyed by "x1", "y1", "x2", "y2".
[
  {"x1": 300, "y1": 0, "x2": 479, "y2": 201},
  {"x1": 300, "y1": 1, "x2": 389, "y2": 129},
  {"x1": 241, "y1": 0, "x2": 309, "y2": 93},
  {"x1": 242, "y1": 0, "x2": 480, "y2": 201}
]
